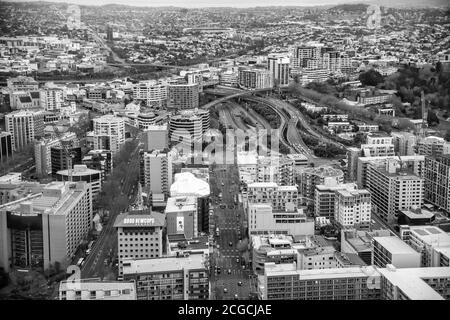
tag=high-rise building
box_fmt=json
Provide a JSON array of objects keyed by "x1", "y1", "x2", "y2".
[
  {"x1": 133, "y1": 80, "x2": 167, "y2": 109},
  {"x1": 5, "y1": 109, "x2": 45, "y2": 151},
  {"x1": 82, "y1": 149, "x2": 113, "y2": 183},
  {"x1": 246, "y1": 182, "x2": 298, "y2": 211},
  {"x1": 40, "y1": 87, "x2": 64, "y2": 111},
  {"x1": 141, "y1": 149, "x2": 173, "y2": 202},
  {"x1": 165, "y1": 196, "x2": 198, "y2": 240},
  {"x1": 391, "y1": 132, "x2": 417, "y2": 156},
  {"x1": 106, "y1": 25, "x2": 114, "y2": 41},
  {"x1": 0, "y1": 132, "x2": 12, "y2": 162},
  {"x1": 367, "y1": 160, "x2": 423, "y2": 224},
  {"x1": 314, "y1": 180, "x2": 357, "y2": 219},
  {"x1": 168, "y1": 109, "x2": 209, "y2": 144},
  {"x1": 0, "y1": 181, "x2": 93, "y2": 272},
  {"x1": 93, "y1": 115, "x2": 125, "y2": 155},
  {"x1": 142, "y1": 124, "x2": 169, "y2": 151},
  {"x1": 299, "y1": 166, "x2": 344, "y2": 204},
  {"x1": 335, "y1": 189, "x2": 371, "y2": 228},
  {"x1": 122, "y1": 254, "x2": 209, "y2": 300},
  {"x1": 50, "y1": 144, "x2": 82, "y2": 176},
  {"x1": 114, "y1": 209, "x2": 165, "y2": 277},
  {"x1": 423, "y1": 155, "x2": 450, "y2": 214},
  {"x1": 267, "y1": 54, "x2": 290, "y2": 87},
  {"x1": 167, "y1": 83, "x2": 199, "y2": 110},
  {"x1": 416, "y1": 136, "x2": 450, "y2": 157},
  {"x1": 34, "y1": 132, "x2": 78, "y2": 176},
  {"x1": 360, "y1": 132, "x2": 395, "y2": 157},
  {"x1": 238, "y1": 69, "x2": 273, "y2": 90}
]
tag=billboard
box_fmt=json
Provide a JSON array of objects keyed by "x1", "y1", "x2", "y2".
[{"x1": 176, "y1": 216, "x2": 184, "y2": 233}]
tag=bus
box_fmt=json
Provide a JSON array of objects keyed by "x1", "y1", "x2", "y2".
[{"x1": 76, "y1": 258, "x2": 84, "y2": 267}]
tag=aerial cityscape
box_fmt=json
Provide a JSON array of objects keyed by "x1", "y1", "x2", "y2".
[{"x1": 0, "y1": 0, "x2": 449, "y2": 303}]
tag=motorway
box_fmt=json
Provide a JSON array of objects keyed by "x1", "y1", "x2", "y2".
[
  {"x1": 209, "y1": 161, "x2": 253, "y2": 300},
  {"x1": 80, "y1": 137, "x2": 141, "y2": 279}
]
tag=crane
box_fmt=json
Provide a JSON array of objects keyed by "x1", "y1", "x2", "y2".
[{"x1": 51, "y1": 123, "x2": 76, "y2": 182}]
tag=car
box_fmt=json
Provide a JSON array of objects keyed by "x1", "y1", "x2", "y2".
[
  {"x1": 229, "y1": 241, "x2": 233, "y2": 247},
  {"x1": 238, "y1": 281, "x2": 243, "y2": 286},
  {"x1": 221, "y1": 182, "x2": 224, "y2": 186},
  {"x1": 228, "y1": 269, "x2": 232, "y2": 274},
  {"x1": 236, "y1": 258, "x2": 240, "y2": 263},
  {"x1": 220, "y1": 204, "x2": 226, "y2": 209},
  {"x1": 234, "y1": 294, "x2": 239, "y2": 300},
  {"x1": 216, "y1": 244, "x2": 220, "y2": 249},
  {"x1": 223, "y1": 288, "x2": 228, "y2": 293},
  {"x1": 217, "y1": 267, "x2": 221, "y2": 274}
]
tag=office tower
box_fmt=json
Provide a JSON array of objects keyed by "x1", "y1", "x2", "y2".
[
  {"x1": 143, "y1": 125, "x2": 169, "y2": 151},
  {"x1": 141, "y1": 149, "x2": 173, "y2": 202},
  {"x1": 34, "y1": 132, "x2": 77, "y2": 176},
  {"x1": 167, "y1": 83, "x2": 199, "y2": 110},
  {"x1": 367, "y1": 160, "x2": 423, "y2": 224},
  {"x1": 424, "y1": 155, "x2": 450, "y2": 214},
  {"x1": 267, "y1": 54, "x2": 290, "y2": 87},
  {"x1": 400, "y1": 225, "x2": 450, "y2": 267},
  {"x1": 59, "y1": 280, "x2": 136, "y2": 300},
  {"x1": 335, "y1": 189, "x2": 371, "y2": 228},
  {"x1": 238, "y1": 69, "x2": 273, "y2": 90},
  {"x1": 114, "y1": 209, "x2": 165, "y2": 277},
  {"x1": 291, "y1": 45, "x2": 321, "y2": 71},
  {"x1": 7, "y1": 76, "x2": 39, "y2": 92},
  {"x1": 0, "y1": 182, "x2": 93, "y2": 272},
  {"x1": 372, "y1": 236, "x2": 421, "y2": 268},
  {"x1": 56, "y1": 165, "x2": 102, "y2": 199},
  {"x1": 165, "y1": 196, "x2": 198, "y2": 240},
  {"x1": 379, "y1": 266, "x2": 450, "y2": 300},
  {"x1": 360, "y1": 132, "x2": 395, "y2": 157},
  {"x1": 257, "y1": 155, "x2": 295, "y2": 186},
  {"x1": 5, "y1": 110, "x2": 45, "y2": 151},
  {"x1": 0, "y1": 132, "x2": 12, "y2": 162},
  {"x1": 416, "y1": 136, "x2": 450, "y2": 157},
  {"x1": 247, "y1": 203, "x2": 314, "y2": 237},
  {"x1": 122, "y1": 254, "x2": 209, "y2": 300},
  {"x1": 356, "y1": 155, "x2": 425, "y2": 189},
  {"x1": 133, "y1": 80, "x2": 167, "y2": 109},
  {"x1": 314, "y1": 181, "x2": 357, "y2": 219},
  {"x1": 40, "y1": 87, "x2": 64, "y2": 111},
  {"x1": 93, "y1": 115, "x2": 125, "y2": 155},
  {"x1": 168, "y1": 109, "x2": 209, "y2": 143},
  {"x1": 391, "y1": 132, "x2": 417, "y2": 156},
  {"x1": 50, "y1": 143, "x2": 82, "y2": 176},
  {"x1": 346, "y1": 147, "x2": 361, "y2": 181},
  {"x1": 299, "y1": 166, "x2": 344, "y2": 204},
  {"x1": 246, "y1": 182, "x2": 298, "y2": 211},
  {"x1": 258, "y1": 263, "x2": 380, "y2": 300},
  {"x1": 82, "y1": 149, "x2": 113, "y2": 183},
  {"x1": 170, "y1": 172, "x2": 210, "y2": 234}
]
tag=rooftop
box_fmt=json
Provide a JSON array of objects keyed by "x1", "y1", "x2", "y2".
[
  {"x1": 373, "y1": 236, "x2": 419, "y2": 255},
  {"x1": 165, "y1": 196, "x2": 198, "y2": 213},
  {"x1": 122, "y1": 254, "x2": 206, "y2": 275},
  {"x1": 114, "y1": 210, "x2": 165, "y2": 228},
  {"x1": 409, "y1": 226, "x2": 450, "y2": 247}
]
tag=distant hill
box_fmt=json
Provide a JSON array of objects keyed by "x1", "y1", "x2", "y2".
[{"x1": 334, "y1": 0, "x2": 450, "y2": 9}]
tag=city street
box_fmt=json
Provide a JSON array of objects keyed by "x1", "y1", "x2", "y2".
[{"x1": 209, "y1": 162, "x2": 253, "y2": 300}]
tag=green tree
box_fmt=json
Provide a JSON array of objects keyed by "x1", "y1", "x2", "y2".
[{"x1": 359, "y1": 69, "x2": 384, "y2": 86}]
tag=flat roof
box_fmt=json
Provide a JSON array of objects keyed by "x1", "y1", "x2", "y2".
[
  {"x1": 373, "y1": 236, "x2": 419, "y2": 255},
  {"x1": 114, "y1": 210, "x2": 165, "y2": 228},
  {"x1": 122, "y1": 254, "x2": 206, "y2": 275},
  {"x1": 165, "y1": 196, "x2": 197, "y2": 213},
  {"x1": 410, "y1": 226, "x2": 450, "y2": 246},
  {"x1": 378, "y1": 267, "x2": 450, "y2": 300},
  {"x1": 59, "y1": 279, "x2": 135, "y2": 292}
]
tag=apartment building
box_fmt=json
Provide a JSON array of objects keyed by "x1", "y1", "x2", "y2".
[
  {"x1": 416, "y1": 136, "x2": 450, "y2": 157},
  {"x1": 367, "y1": 160, "x2": 423, "y2": 224},
  {"x1": 238, "y1": 68, "x2": 273, "y2": 90},
  {"x1": 143, "y1": 124, "x2": 169, "y2": 151},
  {"x1": 122, "y1": 254, "x2": 209, "y2": 300},
  {"x1": 0, "y1": 132, "x2": 12, "y2": 162},
  {"x1": 40, "y1": 87, "x2": 64, "y2": 111},
  {"x1": 267, "y1": 54, "x2": 290, "y2": 87},
  {"x1": 167, "y1": 83, "x2": 199, "y2": 110},
  {"x1": 314, "y1": 181, "x2": 357, "y2": 220},
  {"x1": 56, "y1": 165, "x2": 102, "y2": 199},
  {"x1": 423, "y1": 155, "x2": 450, "y2": 214},
  {"x1": 132, "y1": 80, "x2": 167, "y2": 109},
  {"x1": 5, "y1": 109, "x2": 45, "y2": 151},
  {"x1": 93, "y1": 115, "x2": 125, "y2": 155},
  {"x1": 141, "y1": 149, "x2": 173, "y2": 201},
  {"x1": 299, "y1": 166, "x2": 344, "y2": 204},
  {"x1": 0, "y1": 181, "x2": 93, "y2": 272},
  {"x1": 246, "y1": 182, "x2": 298, "y2": 211},
  {"x1": 114, "y1": 209, "x2": 165, "y2": 277},
  {"x1": 168, "y1": 109, "x2": 209, "y2": 143},
  {"x1": 335, "y1": 189, "x2": 371, "y2": 228}
]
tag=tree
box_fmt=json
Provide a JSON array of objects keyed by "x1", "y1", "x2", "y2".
[
  {"x1": 358, "y1": 69, "x2": 384, "y2": 86},
  {"x1": 445, "y1": 130, "x2": 450, "y2": 142},
  {"x1": 427, "y1": 110, "x2": 440, "y2": 126}
]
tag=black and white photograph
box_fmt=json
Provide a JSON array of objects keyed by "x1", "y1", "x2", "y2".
[{"x1": 0, "y1": 0, "x2": 449, "y2": 307}]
